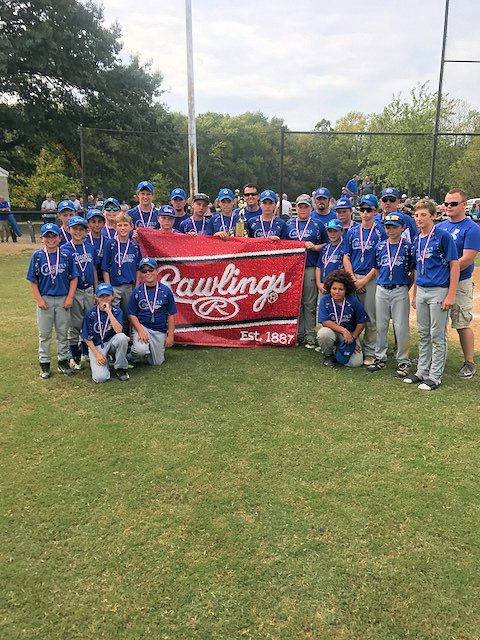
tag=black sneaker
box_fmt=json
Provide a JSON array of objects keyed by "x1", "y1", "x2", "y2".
[
  {"x1": 39, "y1": 362, "x2": 51, "y2": 379},
  {"x1": 367, "y1": 359, "x2": 386, "y2": 372},
  {"x1": 115, "y1": 368, "x2": 130, "y2": 381},
  {"x1": 394, "y1": 362, "x2": 410, "y2": 378},
  {"x1": 323, "y1": 355, "x2": 335, "y2": 367},
  {"x1": 57, "y1": 359, "x2": 74, "y2": 376}
]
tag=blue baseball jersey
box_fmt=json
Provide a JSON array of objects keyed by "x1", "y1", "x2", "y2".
[
  {"x1": 437, "y1": 217, "x2": 480, "y2": 281},
  {"x1": 375, "y1": 239, "x2": 414, "y2": 286},
  {"x1": 311, "y1": 210, "x2": 337, "y2": 225},
  {"x1": 318, "y1": 294, "x2": 368, "y2": 332},
  {"x1": 246, "y1": 215, "x2": 286, "y2": 238},
  {"x1": 344, "y1": 223, "x2": 387, "y2": 274},
  {"x1": 128, "y1": 206, "x2": 160, "y2": 230},
  {"x1": 413, "y1": 226, "x2": 458, "y2": 288},
  {"x1": 61, "y1": 240, "x2": 99, "y2": 289},
  {"x1": 101, "y1": 226, "x2": 117, "y2": 240},
  {"x1": 59, "y1": 227, "x2": 72, "y2": 245},
  {"x1": 87, "y1": 233, "x2": 106, "y2": 261},
  {"x1": 82, "y1": 305, "x2": 123, "y2": 347},
  {"x1": 346, "y1": 179, "x2": 358, "y2": 196},
  {"x1": 234, "y1": 207, "x2": 262, "y2": 222},
  {"x1": 284, "y1": 217, "x2": 327, "y2": 267},
  {"x1": 375, "y1": 211, "x2": 418, "y2": 243},
  {"x1": 26, "y1": 247, "x2": 79, "y2": 296},
  {"x1": 101, "y1": 238, "x2": 141, "y2": 286},
  {"x1": 211, "y1": 212, "x2": 240, "y2": 235},
  {"x1": 172, "y1": 213, "x2": 191, "y2": 231},
  {"x1": 316, "y1": 241, "x2": 344, "y2": 281},
  {"x1": 126, "y1": 283, "x2": 177, "y2": 333},
  {"x1": 180, "y1": 216, "x2": 214, "y2": 235}
]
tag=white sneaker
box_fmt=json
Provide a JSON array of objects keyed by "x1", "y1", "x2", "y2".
[
  {"x1": 363, "y1": 356, "x2": 375, "y2": 366},
  {"x1": 69, "y1": 358, "x2": 83, "y2": 371}
]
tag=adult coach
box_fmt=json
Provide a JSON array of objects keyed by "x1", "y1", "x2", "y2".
[
  {"x1": 437, "y1": 188, "x2": 480, "y2": 378},
  {"x1": 235, "y1": 184, "x2": 262, "y2": 222},
  {"x1": 376, "y1": 187, "x2": 417, "y2": 243},
  {"x1": 311, "y1": 187, "x2": 336, "y2": 225}
]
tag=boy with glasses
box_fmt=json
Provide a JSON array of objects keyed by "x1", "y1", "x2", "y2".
[
  {"x1": 101, "y1": 198, "x2": 121, "y2": 240},
  {"x1": 437, "y1": 188, "x2": 480, "y2": 378},
  {"x1": 127, "y1": 258, "x2": 177, "y2": 366}
]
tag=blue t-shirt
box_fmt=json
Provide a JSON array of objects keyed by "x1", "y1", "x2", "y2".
[
  {"x1": 375, "y1": 211, "x2": 417, "y2": 244},
  {"x1": 61, "y1": 240, "x2": 99, "y2": 289},
  {"x1": 234, "y1": 207, "x2": 262, "y2": 222},
  {"x1": 246, "y1": 215, "x2": 286, "y2": 239},
  {"x1": 284, "y1": 217, "x2": 327, "y2": 267},
  {"x1": 346, "y1": 179, "x2": 358, "y2": 196},
  {"x1": 316, "y1": 241, "x2": 344, "y2": 281},
  {"x1": 128, "y1": 206, "x2": 160, "y2": 230},
  {"x1": 211, "y1": 212, "x2": 240, "y2": 235},
  {"x1": 344, "y1": 223, "x2": 387, "y2": 275},
  {"x1": 126, "y1": 282, "x2": 177, "y2": 333},
  {"x1": 437, "y1": 217, "x2": 480, "y2": 281},
  {"x1": 311, "y1": 210, "x2": 337, "y2": 226},
  {"x1": 375, "y1": 239, "x2": 414, "y2": 286},
  {"x1": 101, "y1": 238, "x2": 141, "y2": 286},
  {"x1": 0, "y1": 200, "x2": 10, "y2": 220},
  {"x1": 26, "y1": 247, "x2": 79, "y2": 296},
  {"x1": 179, "y1": 216, "x2": 214, "y2": 235},
  {"x1": 318, "y1": 294, "x2": 368, "y2": 332},
  {"x1": 172, "y1": 213, "x2": 191, "y2": 231},
  {"x1": 82, "y1": 305, "x2": 123, "y2": 347},
  {"x1": 413, "y1": 227, "x2": 458, "y2": 288}
]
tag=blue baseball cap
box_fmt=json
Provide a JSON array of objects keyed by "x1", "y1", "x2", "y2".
[
  {"x1": 40, "y1": 222, "x2": 60, "y2": 236},
  {"x1": 58, "y1": 199, "x2": 76, "y2": 212},
  {"x1": 103, "y1": 197, "x2": 121, "y2": 209},
  {"x1": 333, "y1": 197, "x2": 352, "y2": 210},
  {"x1": 96, "y1": 283, "x2": 114, "y2": 297},
  {"x1": 315, "y1": 187, "x2": 331, "y2": 199},
  {"x1": 170, "y1": 187, "x2": 186, "y2": 200},
  {"x1": 86, "y1": 209, "x2": 105, "y2": 221},
  {"x1": 359, "y1": 194, "x2": 379, "y2": 207},
  {"x1": 218, "y1": 188, "x2": 234, "y2": 202},
  {"x1": 383, "y1": 213, "x2": 404, "y2": 227},
  {"x1": 67, "y1": 215, "x2": 88, "y2": 228},
  {"x1": 139, "y1": 257, "x2": 158, "y2": 270},
  {"x1": 260, "y1": 189, "x2": 276, "y2": 202},
  {"x1": 335, "y1": 338, "x2": 357, "y2": 365},
  {"x1": 137, "y1": 180, "x2": 154, "y2": 192},
  {"x1": 158, "y1": 204, "x2": 175, "y2": 217},
  {"x1": 326, "y1": 219, "x2": 344, "y2": 231},
  {"x1": 381, "y1": 187, "x2": 400, "y2": 199}
]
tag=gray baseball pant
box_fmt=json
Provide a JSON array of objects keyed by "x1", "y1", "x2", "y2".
[
  {"x1": 415, "y1": 286, "x2": 450, "y2": 384},
  {"x1": 130, "y1": 326, "x2": 166, "y2": 366},
  {"x1": 298, "y1": 266, "x2": 317, "y2": 340},
  {"x1": 113, "y1": 283, "x2": 134, "y2": 332},
  {"x1": 68, "y1": 287, "x2": 94, "y2": 345},
  {"x1": 375, "y1": 285, "x2": 410, "y2": 364},
  {"x1": 87, "y1": 333, "x2": 130, "y2": 383},
  {"x1": 37, "y1": 296, "x2": 71, "y2": 363},
  {"x1": 316, "y1": 327, "x2": 364, "y2": 368},
  {"x1": 354, "y1": 273, "x2": 377, "y2": 357}
]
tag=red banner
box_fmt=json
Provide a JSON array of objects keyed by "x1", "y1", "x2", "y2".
[{"x1": 138, "y1": 229, "x2": 306, "y2": 347}]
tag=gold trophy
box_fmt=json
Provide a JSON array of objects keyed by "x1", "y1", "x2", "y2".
[{"x1": 235, "y1": 200, "x2": 246, "y2": 237}]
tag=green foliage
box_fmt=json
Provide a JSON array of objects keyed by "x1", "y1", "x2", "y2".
[{"x1": 450, "y1": 137, "x2": 480, "y2": 196}]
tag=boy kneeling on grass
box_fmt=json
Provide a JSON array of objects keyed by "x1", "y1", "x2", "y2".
[
  {"x1": 81, "y1": 283, "x2": 130, "y2": 383},
  {"x1": 316, "y1": 269, "x2": 368, "y2": 368},
  {"x1": 127, "y1": 257, "x2": 177, "y2": 366}
]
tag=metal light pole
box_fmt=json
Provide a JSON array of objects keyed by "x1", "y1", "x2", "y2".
[{"x1": 185, "y1": 0, "x2": 198, "y2": 198}]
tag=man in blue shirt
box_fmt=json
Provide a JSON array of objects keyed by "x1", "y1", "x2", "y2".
[
  {"x1": 377, "y1": 187, "x2": 417, "y2": 243},
  {"x1": 438, "y1": 188, "x2": 480, "y2": 378},
  {"x1": 234, "y1": 183, "x2": 262, "y2": 222},
  {"x1": 311, "y1": 187, "x2": 336, "y2": 225},
  {"x1": 345, "y1": 175, "x2": 359, "y2": 205},
  {"x1": 0, "y1": 195, "x2": 11, "y2": 243}
]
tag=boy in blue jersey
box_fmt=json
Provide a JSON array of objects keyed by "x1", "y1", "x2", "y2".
[
  {"x1": 26, "y1": 223, "x2": 79, "y2": 378},
  {"x1": 367, "y1": 214, "x2": 415, "y2": 376},
  {"x1": 170, "y1": 187, "x2": 190, "y2": 231},
  {"x1": 62, "y1": 216, "x2": 100, "y2": 369},
  {"x1": 438, "y1": 188, "x2": 480, "y2": 378},
  {"x1": 285, "y1": 193, "x2": 327, "y2": 348},
  {"x1": 377, "y1": 187, "x2": 417, "y2": 243},
  {"x1": 404, "y1": 199, "x2": 459, "y2": 390},
  {"x1": 82, "y1": 282, "x2": 130, "y2": 383},
  {"x1": 129, "y1": 180, "x2": 159, "y2": 230},
  {"x1": 180, "y1": 193, "x2": 213, "y2": 235},
  {"x1": 57, "y1": 199, "x2": 75, "y2": 245},
  {"x1": 101, "y1": 212, "x2": 141, "y2": 325},
  {"x1": 157, "y1": 205, "x2": 179, "y2": 232},
  {"x1": 86, "y1": 209, "x2": 106, "y2": 280},
  {"x1": 312, "y1": 187, "x2": 337, "y2": 226},
  {"x1": 333, "y1": 197, "x2": 359, "y2": 233},
  {"x1": 343, "y1": 198, "x2": 387, "y2": 364},
  {"x1": 315, "y1": 218, "x2": 344, "y2": 294},
  {"x1": 212, "y1": 189, "x2": 240, "y2": 239},
  {"x1": 101, "y1": 198, "x2": 121, "y2": 240},
  {"x1": 127, "y1": 258, "x2": 177, "y2": 366},
  {"x1": 317, "y1": 269, "x2": 368, "y2": 367},
  {"x1": 246, "y1": 190, "x2": 286, "y2": 239}
]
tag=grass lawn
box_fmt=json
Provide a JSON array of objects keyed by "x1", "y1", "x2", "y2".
[{"x1": 1, "y1": 252, "x2": 479, "y2": 640}]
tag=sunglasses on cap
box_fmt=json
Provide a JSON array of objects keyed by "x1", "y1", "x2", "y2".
[
  {"x1": 443, "y1": 200, "x2": 464, "y2": 207},
  {"x1": 385, "y1": 214, "x2": 401, "y2": 221},
  {"x1": 359, "y1": 206, "x2": 375, "y2": 212},
  {"x1": 381, "y1": 196, "x2": 397, "y2": 203},
  {"x1": 104, "y1": 206, "x2": 120, "y2": 212},
  {"x1": 139, "y1": 267, "x2": 155, "y2": 273}
]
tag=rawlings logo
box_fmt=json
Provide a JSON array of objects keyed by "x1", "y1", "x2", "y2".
[{"x1": 158, "y1": 262, "x2": 292, "y2": 318}]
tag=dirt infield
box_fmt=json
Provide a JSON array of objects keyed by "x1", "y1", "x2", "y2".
[{"x1": 3, "y1": 239, "x2": 479, "y2": 345}]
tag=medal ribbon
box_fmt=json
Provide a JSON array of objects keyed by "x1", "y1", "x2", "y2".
[
  {"x1": 323, "y1": 242, "x2": 342, "y2": 268},
  {"x1": 44, "y1": 248, "x2": 59, "y2": 284},
  {"x1": 96, "y1": 306, "x2": 110, "y2": 346},
  {"x1": 116, "y1": 238, "x2": 131, "y2": 272},
  {"x1": 105, "y1": 226, "x2": 116, "y2": 239},
  {"x1": 191, "y1": 216, "x2": 206, "y2": 234},
  {"x1": 419, "y1": 227, "x2": 435, "y2": 272},
  {"x1": 359, "y1": 224, "x2": 376, "y2": 258},
  {"x1": 220, "y1": 214, "x2": 235, "y2": 235},
  {"x1": 70, "y1": 240, "x2": 88, "y2": 279},
  {"x1": 61, "y1": 227, "x2": 70, "y2": 244},
  {"x1": 260, "y1": 216, "x2": 275, "y2": 238},
  {"x1": 88, "y1": 232, "x2": 104, "y2": 257},
  {"x1": 331, "y1": 297, "x2": 346, "y2": 326},
  {"x1": 295, "y1": 217, "x2": 311, "y2": 241},
  {"x1": 386, "y1": 238, "x2": 403, "y2": 276},
  {"x1": 143, "y1": 283, "x2": 159, "y2": 318},
  {"x1": 137, "y1": 205, "x2": 154, "y2": 228}
]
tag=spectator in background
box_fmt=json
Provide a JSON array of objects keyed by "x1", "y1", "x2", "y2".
[
  {"x1": 345, "y1": 175, "x2": 359, "y2": 204},
  {"x1": 85, "y1": 195, "x2": 95, "y2": 211},
  {"x1": 0, "y1": 195, "x2": 11, "y2": 242},
  {"x1": 120, "y1": 200, "x2": 129, "y2": 212},
  {"x1": 69, "y1": 193, "x2": 82, "y2": 212},
  {"x1": 276, "y1": 193, "x2": 292, "y2": 218},
  {"x1": 94, "y1": 191, "x2": 105, "y2": 209},
  {"x1": 361, "y1": 176, "x2": 375, "y2": 196},
  {"x1": 41, "y1": 193, "x2": 57, "y2": 212}
]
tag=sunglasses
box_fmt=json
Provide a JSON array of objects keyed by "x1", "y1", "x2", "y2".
[
  {"x1": 244, "y1": 192, "x2": 258, "y2": 197},
  {"x1": 381, "y1": 196, "x2": 397, "y2": 203},
  {"x1": 104, "y1": 206, "x2": 120, "y2": 212},
  {"x1": 359, "y1": 206, "x2": 375, "y2": 212},
  {"x1": 443, "y1": 201, "x2": 464, "y2": 207},
  {"x1": 140, "y1": 267, "x2": 155, "y2": 274}
]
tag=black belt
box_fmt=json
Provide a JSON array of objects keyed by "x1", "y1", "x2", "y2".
[{"x1": 379, "y1": 284, "x2": 406, "y2": 290}]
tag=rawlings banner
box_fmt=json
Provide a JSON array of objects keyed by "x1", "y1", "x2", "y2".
[{"x1": 138, "y1": 229, "x2": 306, "y2": 347}]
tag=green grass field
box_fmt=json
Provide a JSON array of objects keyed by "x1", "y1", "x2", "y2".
[{"x1": 1, "y1": 252, "x2": 479, "y2": 640}]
